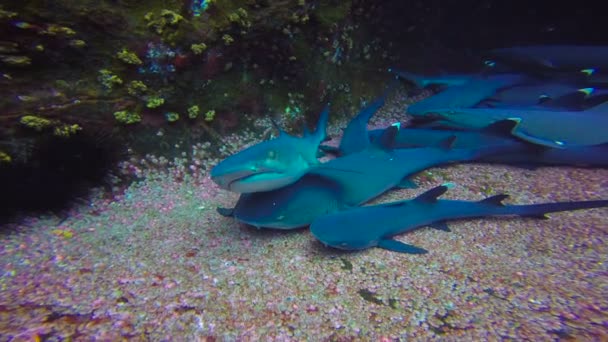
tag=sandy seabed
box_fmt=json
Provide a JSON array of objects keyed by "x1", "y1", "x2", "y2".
[{"x1": 1, "y1": 94, "x2": 607, "y2": 341}]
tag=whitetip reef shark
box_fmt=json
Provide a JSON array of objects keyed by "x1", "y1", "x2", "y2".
[
  {"x1": 217, "y1": 125, "x2": 516, "y2": 229},
  {"x1": 210, "y1": 104, "x2": 329, "y2": 193},
  {"x1": 310, "y1": 184, "x2": 608, "y2": 254},
  {"x1": 420, "y1": 101, "x2": 608, "y2": 148}
]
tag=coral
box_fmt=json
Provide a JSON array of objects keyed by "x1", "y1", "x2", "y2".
[
  {"x1": 40, "y1": 24, "x2": 76, "y2": 36},
  {"x1": 53, "y1": 124, "x2": 82, "y2": 138},
  {"x1": 113, "y1": 110, "x2": 142, "y2": 125},
  {"x1": 0, "y1": 55, "x2": 31, "y2": 66},
  {"x1": 68, "y1": 39, "x2": 86, "y2": 48},
  {"x1": 51, "y1": 229, "x2": 73, "y2": 238},
  {"x1": 190, "y1": 43, "x2": 207, "y2": 55},
  {"x1": 187, "y1": 105, "x2": 200, "y2": 119},
  {"x1": 204, "y1": 109, "x2": 215, "y2": 122},
  {"x1": 0, "y1": 41, "x2": 18, "y2": 53},
  {"x1": 146, "y1": 96, "x2": 165, "y2": 108},
  {"x1": 315, "y1": 1, "x2": 352, "y2": 28},
  {"x1": 20, "y1": 115, "x2": 52, "y2": 131},
  {"x1": 127, "y1": 80, "x2": 148, "y2": 96},
  {"x1": 144, "y1": 9, "x2": 184, "y2": 35},
  {"x1": 116, "y1": 48, "x2": 143, "y2": 65},
  {"x1": 165, "y1": 111, "x2": 180, "y2": 122},
  {"x1": 222, "y1": 34, "x2": 234, "y2": 45},
  {"x1": 0, "y1": 6, "x2": 17, "y2": 19},
  {"x1": 98, "y1": 69, "x2": 123, "y2": 90},
  {"x1": 0, "y1": 151, "x2": 11, "y2": 164}
]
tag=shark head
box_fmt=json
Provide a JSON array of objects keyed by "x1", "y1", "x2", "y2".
[
  {"x1": 211, "y1": 135, "x2": 312, "y2": 193},
  {"x1": 211, "y1": 105, "x2": 329, "y2": 193}
]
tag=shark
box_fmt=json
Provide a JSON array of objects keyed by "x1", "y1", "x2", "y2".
[
  {"x1": 310, "y1": 184, "x2": 608, "y2": 254},
  {"x1": 418, "y1": 101, "x2": 608, "y2": 148},
  {"x1": 486, "y1": 45, "x2": 608, "y2": 73},
  {"x1": 479, "y1": 86, "x2": 608, "y2": 112},
  {"x1": 405, "y1": 74, "x2": 526, "y2": 115},
  {"x1": 210, "y1": 104, "x2": 329, "y2": 193},
  {"x1": 321, "y1": 90, "x2": 608, "y2": 167},
  {"x1": 366, "y1": 122, "x2": 608, "y2": 168},
  {"x1": 388, "y1": 69, "x2": 476, "y2": 88},
  {"x1": 218, "y1": 126, "x2": 515, "y2": 229}
]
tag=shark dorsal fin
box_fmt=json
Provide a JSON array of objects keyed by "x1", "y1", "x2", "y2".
[
  {"x1": 415, "y1": 185, "x2": 449, "y2": 203},
  {"x1": 375, "y1": 125, "x2": 400, "y2": 150},
  {"x1": 479, "y1": 194, "x2": 509, "y2": 206},
  {"x1": 481, "y1": 119, "x2": 518, "y2": 135}
]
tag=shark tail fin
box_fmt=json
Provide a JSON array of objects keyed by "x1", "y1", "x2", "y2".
[{"x1": 509, "y1": 200, "x2": 608, "y2": 219}]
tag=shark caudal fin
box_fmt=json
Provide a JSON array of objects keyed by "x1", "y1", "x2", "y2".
[
  {"x1": 476, "y1": 192, "x2": 608, "y2": 219},
  {"x1": 507, "y1": 199, "x2": 608, "y2": 219}
]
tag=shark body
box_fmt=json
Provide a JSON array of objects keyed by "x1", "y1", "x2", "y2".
[
  {"x1": 310, "y1": 185, "x2": 608, "y2": 254},
  {"x1": 218, "y1": 126, "x2": 508, "y2": 229},
  {"x1": 420, "y1": 101, "x2": 608, "y2": 148},
  {"x1": 365, "y1": 123, "x2": 608, "y2": 168},
  {"x1": 388, "y1": 69, "x2": 476, "y2": 88},
  {"x1": 210, "y1": 105, "x2": 329, "y2": 193},
  {"x1": 405, "y1": 74, "x2": 526, "y2": 115},
  {"x1": 486, "y1": 45, "x2": 608, "y2": 72}
]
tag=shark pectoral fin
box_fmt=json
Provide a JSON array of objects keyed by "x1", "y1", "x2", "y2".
[
  {"x1": 396, "y1": 178, "x2": 419, "y2": 189},
  {"x1": 217, "y1": 207, "x2": 235, "y2": 217},
  {"x1": 509, "y1": 121, "x2": 567, "y2": 149},
  {"x1": 429, "y1": 221, "x2": 451, "y2": 232},
  {"x1": 515, "y1": 133, "x2": 567, "y2": 148},
  {"x1": 378, "y1": 239, "x2": 428, "y2": 254}
]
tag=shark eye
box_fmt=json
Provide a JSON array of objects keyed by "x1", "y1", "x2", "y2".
[{"x1": 267, "y1": 150, "x2": 277, "y2": 159}]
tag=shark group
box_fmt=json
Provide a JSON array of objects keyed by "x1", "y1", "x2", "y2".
[{"x1": 211, "y1": 44, "x2": 608, "y2": 254}]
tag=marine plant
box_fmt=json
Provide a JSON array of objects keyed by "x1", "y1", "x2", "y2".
[{"x1": 113, "y1": 110, "x2": 142, "y2": 124}]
